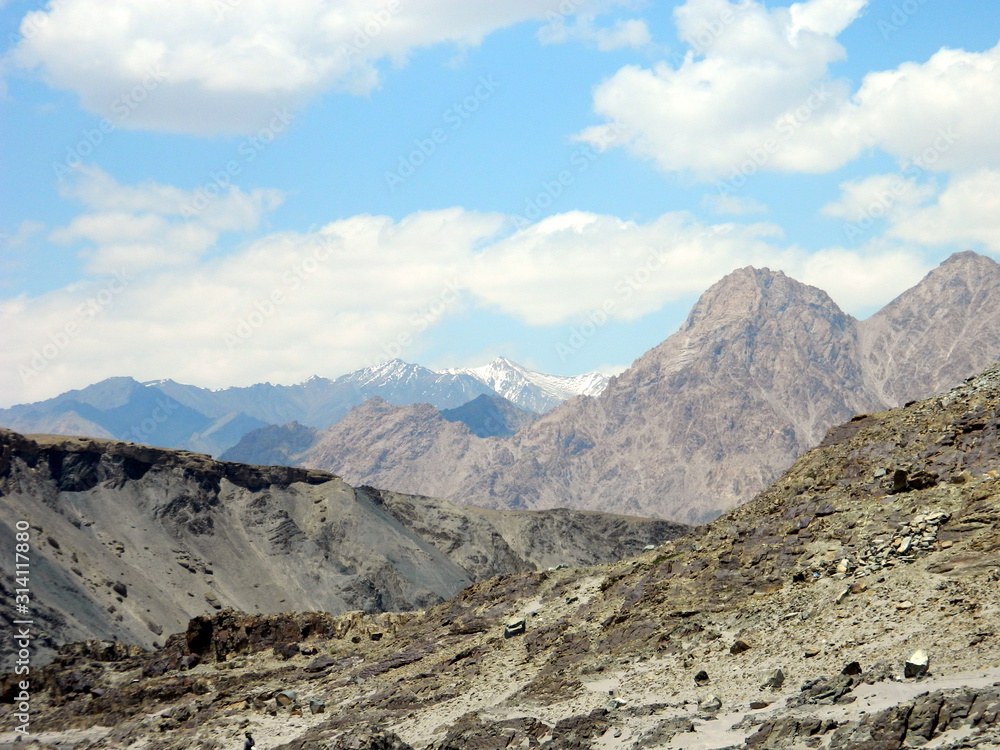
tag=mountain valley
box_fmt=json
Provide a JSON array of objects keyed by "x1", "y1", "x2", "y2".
[{"x1": 3, "y1": 349, "x2": 1000, "y2": 750}]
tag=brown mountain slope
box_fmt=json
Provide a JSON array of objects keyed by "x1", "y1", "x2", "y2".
[
  {"x1": 7, "y1": 361, "x2": 1000, "y2": 750},
  {"x1": 299, "y1": 253, "x2": 1000, "y2": 522},
  {"x1": 0, "y1": 429, "x2": 685, "y2": 669},
  {"x1": 858, "y1": 250, "x2": 1000, "y2": 405}
]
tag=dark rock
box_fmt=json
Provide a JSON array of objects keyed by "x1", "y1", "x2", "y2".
[
  {"x1": 904, "y1": 649, "x2": 930, "y2": 679},
  {"x1": 304, "y1": 654, "x2": 337, "y2": 673},
  {"x1": 694, "y1": 669, "x2": 710, "y2": 686},
  {"x1": 329, "y1": 731, "x2": 414, "y2": 750},
  {"x1": 908, "y1": 470, "x2": 939, "y2": 490},
  {"x1": 842, "y1": 661, "x2": 862, "y2": 676},
  {"x1": 273, "y1": 643, "x2": 301, "y2": 660},
  {"x1": 907, "y1": 693, "x2": 944, "y2": 742},
  {"x1": 891, "y1": 469, "x2": 909, "y2": 493},
  {"x1": 731, "y1": 639, "x2": 752, "y2": 655},
  {"x1": 936, "y1": 691, "x2": 975, "y2": 731},
  {"x1": 504, "y1": 619, "x2": 526, "y2": 639}
]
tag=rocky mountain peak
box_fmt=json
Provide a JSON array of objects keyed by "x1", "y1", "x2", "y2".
[
  {"x1": 681, "y1": 266, "x2": 846, "y2": 335},
  {"x1": 938, "y1": 248, "x2": 999, "y2": 272},
  {"x1": 858, "y1": 250, "x2": 1000, "y2": 405}
]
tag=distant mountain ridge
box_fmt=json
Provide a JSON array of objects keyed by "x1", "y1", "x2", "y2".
[
  {"x1": 441, "y1": 357, "x2": 609, "y2": 413},
  {"x1": 288, "y1": 251, "x2": 1000, "y2": 522},
  {"x1": 0, "y1": 359, "x2": 608, "y2": 456}
]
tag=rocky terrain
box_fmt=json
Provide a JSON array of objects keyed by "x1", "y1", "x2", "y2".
[
  {"x1": 4, "y1": 354, "x2": 1000, "y2": 750},
  {"x1": 0, "y1": 429, "x2": 685, "y2": 668},
  {"x1": 289, "y1": 251, "x2": 1000, "y2": 522}
]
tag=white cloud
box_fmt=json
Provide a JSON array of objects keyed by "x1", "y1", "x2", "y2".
[
  {"x1": 0, "y1": 169, "x2": 935, "y2": 406},
  {"x1": 852, "y1": 45, "x2": 1000, "y2": 173},
  {"x1": 467, "y1": 212, "x2": 793, "y2": 325},
  {"x1": 49, "y1": 165, "x2": 283, "y2": 273},
  {"x1": 9, "y1": 0, "x2": 627, "y2": 134},
  {"x1": 578, "y1": 0, "x2": 1000, "y2": 181},
  {"x1": 821, "y1": 172, "x2": 937, "y2": 223},
  {"x1": 578, "y1": 0, "x2": 866, "y2": 179},
  {"x1": 791, "y1": 243, "x2": 932, "y2": 314},
  {"x1": 537, "y1": 15, "x2": 652, "y2": 51},
  {"x1": 887, "y1": 169, "x2": 1000, "y2": 252}
]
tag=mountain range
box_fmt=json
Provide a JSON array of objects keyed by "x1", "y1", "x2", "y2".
[
  {"x1": 242, "y1": 251, "x2": 1000, "y2": 523},
  {"x1": 0, "y1": 358, "x2": 608, "y2": 457},
  {"x1": 6, "y1": 352, "x2": 1000, "y2": 750}
]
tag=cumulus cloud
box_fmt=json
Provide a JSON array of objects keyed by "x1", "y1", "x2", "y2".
[
  {"x1": 821, "y1": 172, "x2": 937, "y2": 223},
  {"x1": 791, "y1": 243, "x2": 932, "y2": 315},
  {"x1": 3, "y1": 206, "x2": 506, "y2": 404},
  {"x1": 8, "y1": 0, "x2": 624, "y2": 134},
  {"x1": 466, "y1": 211, "x2": 792, "y2": 325},
  {"x1": 577, "y1": 0, "x2": 867, "y2": 179},
  {"x1": 887, "y1": 170, "x2": 1000, "y2": 252},
  {"x1": 578, "y1": 0, "x2": 1000, "y2": 180},
  {"x1": 851, "y1": 45, "x2": 1000, "y2": 173},
  {"x1": 49, "y1": 165, "x2": 283, "y2": 273},
  {"x1": 1, "y1": 168, "x2": 936, "y2": 405}
]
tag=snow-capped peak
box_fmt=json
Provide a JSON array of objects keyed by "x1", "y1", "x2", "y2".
[{"x1": 440, "y1": 357, "x2": 608, "y2": 413}]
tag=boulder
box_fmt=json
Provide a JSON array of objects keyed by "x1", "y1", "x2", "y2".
[
  {"x1": 504, "y1": 619, "x2": 526, "y2": 639},
  {"x1": 842, "y1": 661, "x2": 862, "y2": 676},
  {"x1": 698, "y1": 695, "x2": 722, "y2": 712},
  {"x1": 761, "y1": 668, "x2": 785, "y2": 690},
  {"x1": 730, "y1": 639, "x2": 752, "y2": 655},
  {"x1": 904, "y1": 649, "x2": 929, "y2": 678},
  {"x1": 694, "y1": 670, "x2": 710, "y2": 686}
]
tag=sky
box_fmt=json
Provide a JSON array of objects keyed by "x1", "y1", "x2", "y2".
[{"x1": 1, "y1": 0, "x2": 999, "y2": 407}]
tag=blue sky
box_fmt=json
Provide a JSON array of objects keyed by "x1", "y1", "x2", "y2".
[{"x1": 1, "y1": 0, "x2": 999, "y2": 407}]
